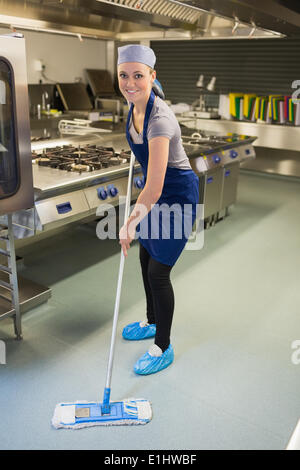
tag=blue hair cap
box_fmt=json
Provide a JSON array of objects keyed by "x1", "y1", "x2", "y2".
[{"x1": 117, "y1": 44, "x2": 156, "y2": 69}]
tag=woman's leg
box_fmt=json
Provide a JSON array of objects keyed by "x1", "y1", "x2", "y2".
[
  {"x1": 147, "y1": 257, "x2": 174, "y2": 352},
  {"x1": 139, "y1": 243, "x2": 155, "y2": 324}
]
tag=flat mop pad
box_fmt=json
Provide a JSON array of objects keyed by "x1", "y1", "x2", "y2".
[{"x1": 52, "y1": 398, "x2": 152, "y2": 429}]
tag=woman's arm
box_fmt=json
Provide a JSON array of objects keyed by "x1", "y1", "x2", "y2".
[{"x1": 119, "y1": 136, "x2": 170, "y2": 256}]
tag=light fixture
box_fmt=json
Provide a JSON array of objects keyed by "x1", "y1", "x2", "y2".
[
  {"x1": 196, "y1": 74, "x2": 204, "y2": 88},
  {"x1": 207, "y1": 76, "x2": 216, "y2": 92}
]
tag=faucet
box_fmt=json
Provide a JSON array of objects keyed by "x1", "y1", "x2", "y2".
[{"x1": 42, "y1": 91, "x2": 48, "y2": 111}]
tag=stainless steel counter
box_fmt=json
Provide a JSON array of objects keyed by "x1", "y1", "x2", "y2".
[
  {"x1": 178, "y1": 117, "x2": 300, "y2": 152},
  {"x1": 179, "y1": 116, "x2": 300, "y2": 179}
]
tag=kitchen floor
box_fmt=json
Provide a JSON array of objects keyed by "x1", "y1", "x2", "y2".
[{"x1": 1, "y1": 171, "x2": 300, "y2": 450}]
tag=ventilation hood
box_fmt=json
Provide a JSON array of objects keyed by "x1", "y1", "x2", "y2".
[{"x1": 0, "y1": 0, "x2": 298, "y2": 41}]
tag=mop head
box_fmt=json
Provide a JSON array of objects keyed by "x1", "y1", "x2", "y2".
[{"x1": 52, "y1": 398, "x2": 152, "y2": 429}]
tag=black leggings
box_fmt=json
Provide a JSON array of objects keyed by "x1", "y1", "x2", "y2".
[{"x1": 139, "y1": 243, "x2": 174, "y2": 352}]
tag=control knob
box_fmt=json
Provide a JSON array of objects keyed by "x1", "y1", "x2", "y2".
[
  {"x1": 108, "y1": 185, "x2": 119, "y2": 197},
  {"x1": 97, "y1": 187, "x2": 108, "y2": 200},
  {"x1": 134, "y1": 177, "x2": 144, "y2": 189},
  {"x1": 230, "y1": 150, "x2": 238, "y2": 159}
]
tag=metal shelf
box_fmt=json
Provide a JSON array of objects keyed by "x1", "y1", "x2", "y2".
[
  {"x1": 0, "y1": 215, "x2": 22, "y2": 339},
  {"x1": 0, "y1": 215, "x2": 51, "y2": 339}
]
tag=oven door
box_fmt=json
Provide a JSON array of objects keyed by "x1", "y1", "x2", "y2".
[
  {"x1": 0, "y1": 57, "x2": 20, "y2": 198},
  {"x1": 0, "y1": 34, "x2": 33, "y2": 216}
]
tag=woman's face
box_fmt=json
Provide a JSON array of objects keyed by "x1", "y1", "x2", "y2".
[{"x1": 118, "y1": 62, "x2": 156, "y2": 105}]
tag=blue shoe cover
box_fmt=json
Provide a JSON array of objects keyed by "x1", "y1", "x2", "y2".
[
  {"x1": 122, "y1": 321, "x2": 156, "y2": 341},
  {"x1": 134, "y1": 344, "x2": 174, "y2": 375}
]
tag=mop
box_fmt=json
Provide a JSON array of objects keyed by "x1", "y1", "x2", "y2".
[{"x1": 52, "y1": 152, "x2": 152, "y2": 428}]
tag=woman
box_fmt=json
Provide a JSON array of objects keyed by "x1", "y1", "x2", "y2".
[{"x1": 118, "y1": 44, "x2": 199, "y2": 375}]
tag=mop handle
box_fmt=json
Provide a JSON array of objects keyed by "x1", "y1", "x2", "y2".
[{"x1": 103, "y1": 151, "x2": 136, "y2": 407}]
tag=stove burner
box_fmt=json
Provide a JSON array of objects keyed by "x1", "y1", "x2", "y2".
[
  {"x1": 32, "y1": 144, "x2": 128, "y2": 173},
  {"x1": 71, "y1": 164, "x2": 91, "y2": 172},
  {"x1": 186, "y1": 137, "x2": 228, "y2": 146},
  {"x1": 181, "y1": 132, "x2": 242, "y2": 147},
  {"x1": 119, "y1": 150, "x2": 131, "y2": 162}
]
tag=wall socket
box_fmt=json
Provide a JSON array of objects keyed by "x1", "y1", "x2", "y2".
[{"x1": 34, "y1": 59, "x2": 45, "y2": 72}]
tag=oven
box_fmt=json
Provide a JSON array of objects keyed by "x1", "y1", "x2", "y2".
[{"x1": 0, "y1": 33, "x2": 33, "y2": 216}]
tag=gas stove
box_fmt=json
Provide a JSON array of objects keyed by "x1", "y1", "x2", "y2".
[
  {"x1": 180, "y1": 130, "x2": 256, "y2": 172},
  {"x1": 22, "y1": 135, "x2": 144, "y2": 234},
  {"x1": 32, "y1": 144, "x2": 131, "y2": 174},
  {"x1": 181, "y1": 131, "x2": 255, "y2": 151}
]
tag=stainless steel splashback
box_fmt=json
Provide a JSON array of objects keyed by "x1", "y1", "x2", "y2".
[{"x1": 0, "y1": 34, "x2": 34, "y2": 216}]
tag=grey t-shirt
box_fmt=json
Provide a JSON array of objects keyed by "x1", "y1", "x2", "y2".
[{"x1": 129, "y1": 95, "x2": 192, "y2": 170}]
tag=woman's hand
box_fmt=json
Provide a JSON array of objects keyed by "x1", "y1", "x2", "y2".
[{"x1": 119, "y1": 220, "x2": 136, "y2": 257}]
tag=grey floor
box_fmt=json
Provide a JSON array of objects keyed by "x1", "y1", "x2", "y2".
[{"x1": 1, "y1": 171, "x2": 300, "y2": 450}]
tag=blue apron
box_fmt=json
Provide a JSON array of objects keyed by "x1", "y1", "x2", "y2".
[{"x1": 126, "y1": 90, "x2": 199, "y2": 266}]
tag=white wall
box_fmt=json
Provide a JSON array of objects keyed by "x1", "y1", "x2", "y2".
[{"x1": 0, "y1": 28, "x2": 107, "y2": 84}]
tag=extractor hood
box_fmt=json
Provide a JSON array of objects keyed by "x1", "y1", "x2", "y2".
[
  {"x1": 0, "y1": 0, "x2": 298, "y2": 40},
  {"x1": 178, "y1": 0, "x2": 300, "y2": 36}
]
